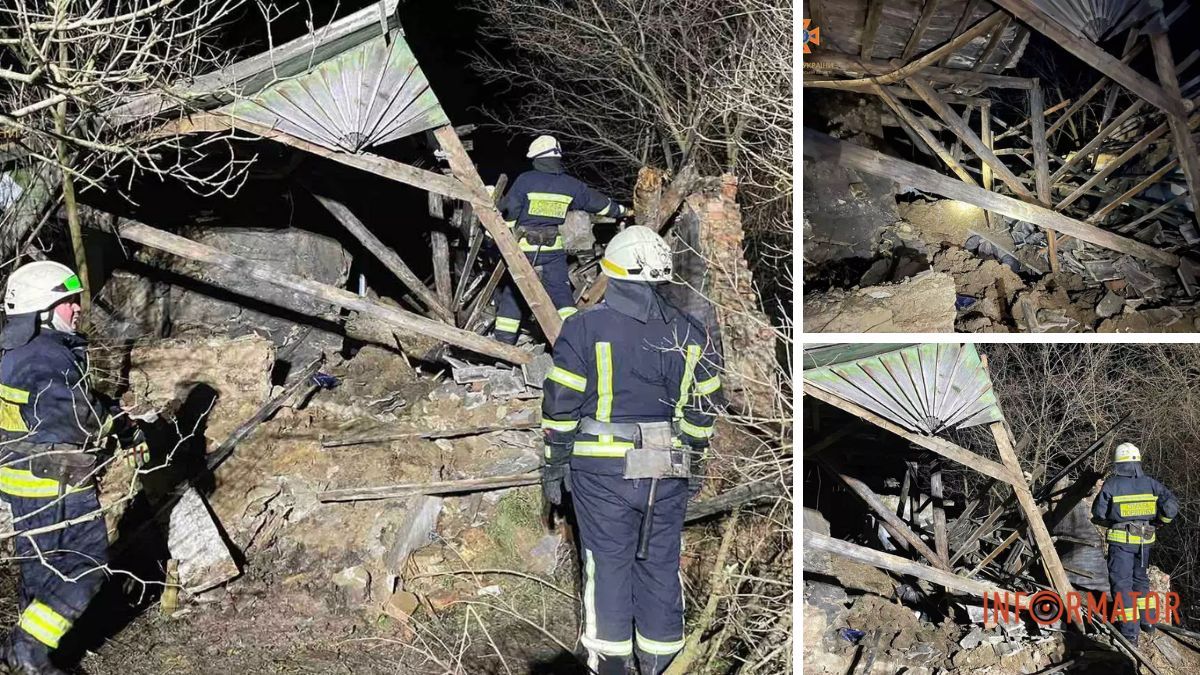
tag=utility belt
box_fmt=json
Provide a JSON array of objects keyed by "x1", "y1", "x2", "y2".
[
  {"x1": 514, "y1": 226, "x2": 564, "y2": 252},
  {"x1": 1107, "y1": 521, "x2": 1157, "y2": 545},
  {"x1": 577, "y1": 417, "x2": 690, "y2": 480},
  {"x1": 0, "y1": 441, "x2": 97, "y2": 499}
]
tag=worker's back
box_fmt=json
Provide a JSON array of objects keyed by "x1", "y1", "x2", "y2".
[
  {"x1": 502, "y1": 168, "x2": 620, "y2": 231},
  {"x1": 1, "y1": 324, "x2": 99, "y2": 446}
]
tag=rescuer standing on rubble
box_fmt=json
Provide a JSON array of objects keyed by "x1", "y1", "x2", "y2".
[
  {"x1": 540, "y1": 226, "x2": 723, "y2": 674},
  {"x1": 0, "y1": 261, "x2": 148, "y2": 674},
  {"x1": 1092, "y1": 442, "x2": 1179, "y2": 644},
  {"x1": 492, "y1": 134, "x2": 629, "y2": 344}
]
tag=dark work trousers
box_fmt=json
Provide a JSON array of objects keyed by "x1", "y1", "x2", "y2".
[
  {"x1": 1107, "y1": 542, "x2": 1152, "y2": 640},
  {"x1": 2, "y1": 474, "x2": 109, "y2": 661},
  {"x1": 494, "y1": 249, "x2": 576, "y2": 344},
  {"x1": 571, "y1": 470, "x2": 688, "y2": 675}
]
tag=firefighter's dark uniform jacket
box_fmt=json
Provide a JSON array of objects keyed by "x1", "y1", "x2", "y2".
[
  {"x1": 0, "y1": 314, "x2": 119, "y2": 660},
  {"x1": 541, "y1": 279, "x2": 721, "y2": 673},
  {"x1": 1092, "y1": 461, "x2": 1179, "y2": 640},
  {"x1": 499, "y1": 159, "x2": 625, "y2": 252}
]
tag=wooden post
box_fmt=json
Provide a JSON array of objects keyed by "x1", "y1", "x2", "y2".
[
  {"x1": 310, "y1": 192, "x2": 455, "y2": 324},
  {"x1": 805, "y1": 530, "x2": 1004, "y2": 598},
  {"x1": 819, "y1": 456, "x2": 950, "y2": 571},
  {"x1": 453, "y1": 173, "x2": 508, "y2": 313},
  {"x1": 989, "y1": 420, "x2": 1073, "y2": 598},
  {"x1": 804, "y1": 384, "x2": 1017, "y2": 485},
  {"x1": 1029, "y1": 81, "x2": 1059, "y2": 273},
  {"x1": 992, "y1": 0, "x2": 1188, "y2": 118},
  {"x1": 804, "y1": 129, "x2": 1180, "y2": 267},
  {"x1": 1150, "y1": 28, "x2": 1200, "y2": 233},
  {"x1": 434, "y1": 126, "x2": 562, "y2": 343},
  {"x1": 876, "y1": 85, "x2": 977, "y2": 184},
  {"x1": 907, "y1": 77, "x2": 1035, "y2": 200},
  {"x1": 980, "y1": 101, "x2": 993, "y2": 230},
  {"x1": 431, "y1": 231, "x2": 453, "y2": 311},
  {"x1": 930, "y1": 468, "x2": 950, "y2": 567},
  {"x1": 117, "y1": 221, "x2": 533, "y2": 365}
]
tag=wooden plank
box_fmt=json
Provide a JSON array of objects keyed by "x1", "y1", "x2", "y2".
[
  {"x1": 805, "y1": 530, "x2": 1004, "y2": 598},
  {"x1": 980, "y1": 102, "x2": 994, "y2": 228},
  {"x1": 153, "y1": 114, "x2": 476, "y2": 202},
  {"x1": 939, "y1": 0, "x2": 983, "y2": 67},
  {"x1": 972, "y1": 16, "x2": 1012, "y2": 72},
  {"x1": 1088, "y1": 159, "x2": 1179, "y2": 224},
  {"x1": 1151, "y1": 29, "x2": 1200, "y2": 233},
  {"x1": 1049, "y1": 100, "x2": 1146, "y2": 184},
  {"x1": 463, "y1": 262, "x2": 508, "y2": 332},
  {"x1": 431, "y1": 231, "x2": 453, "y2": 312},
  {"x1": 1054, "y1": 111, "x2": 1199, "y2": 211},
  {"x1": 804, "y1": 129, "x2": 1181, "y2": 267},
  {"x1": 453, "y1": 174, "x2": 508, "y2": 312},
  {"x1": 876, "y1": 85, "x2": 977, "y2": 184},
  {"x1": 117, "y1": 221, "x2": 533, "y2": 365},
  {"x1": 907, "y1": 77, "x2": 1034, "y2": 199},
  {"x1": 819, "y1": 456, "x2": 950, "y2": 571},
  {"x1": 1029, "y1": 81, "x2": 1059, "y2": 272},
  {"x1": 807, "y1": 52, "x2": 1033, "y2": 90},
  {"x1": 991, "y1": 0, "x2": 1187, "y2": 118},
  {"x1": 989, "y1": 421, "x2": 1073, "y2": 598},
  {"x1": 930, "y1": 468, "x2": 949, "y2": 567},
  {"x1": 577, "y1": 164, "x2": 701, "y2": 307},
  {"x1": 319, "y1": 472, "x2": 541, "y2": 503},
  {"x1": 994, "y1": 98, "x2": 1070, "y2": 142},
  {"x1": 804, "y1": 384, "x2": 1017, "y2": 485},
  {"x1": 434, "y1": 126, "x2": 562, "y2": 344},
  {"x1": 1115, "y1": 193, "x2": 1188, "y2": 235},
  {"x1": 860, "y1": 0, "x2": 884, "y2": 59},
  {"x1": 310, "y1": 192, "x2": 455, "y2": 324},
  {"x1": 805, "y1": 12, "x2": 1009, "y2": 91},
  {"x1": 901, "y1": 0, "x2": 941, "y2": 61}
]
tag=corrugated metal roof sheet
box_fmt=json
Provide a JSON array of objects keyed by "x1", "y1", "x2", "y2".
[
  {"x1": 219, "y1": 31, "x2": 449, "y2": 153},
  {"x1": 1034, "y1": 0, "x2": 1154, "y2": 42},
  {"x1": 804, "y1": 343, "x2": 1004, "y2": 434}
]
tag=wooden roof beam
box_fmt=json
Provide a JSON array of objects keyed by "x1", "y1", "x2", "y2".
[
  {"x1": 1151, "y1": 26, "x2": 1200, "y2": 235},
  {"x1": 804, "y1": 128, "x2": 1181, "y2": 268},
  {"x1": 806, "y1": 53, "x2": 1034, "y2": 90},
  {"x1": 992, "y1": 0, "x2": 1189, "y2": 118},
  {"x1": 901, "y1": 0, "x2": 942, "y2": 62}
]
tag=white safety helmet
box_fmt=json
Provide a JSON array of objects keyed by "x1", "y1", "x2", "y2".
[
  {"x1": 527, "y1": 135, "x2": 562, "y2": 159},
  {"x1": 3, "y1": 260, "x2": 83, "y2": 315},
  {"x1": 601, "y1": 226, "x2": 673, "y2": 282},
  {"x1": 1114, "y1": 442, "x2": 1141, "y2": 463}
]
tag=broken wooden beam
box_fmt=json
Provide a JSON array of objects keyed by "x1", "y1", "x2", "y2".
[
  {"x1": 431, "y1": 231, "x2": 453, "y2": 312},
  {"x1": 685, "y1": 478, "x2": 787, "y2": 523},
  {"x1": 1049, "y1": 100, "x2": 1147, "y2": 184},
  {"x1": 803, "y1": 128, "x2": 1181, "y2": 267},
  {"x1": 1029, "y1": 80, "x2": 1058, "y2": 272},
  {"x1": 900, "y1": 0, "x2": 941, "y2": 62},
  {"x1": 804, "y1": 383, "x2": 1017, "y2": 485},
  {"x1": 434, "y1": 125, "x2": 562, "y2": 344},
  {"x1": 117, "y1": 221, "x2": 532, "y2": 364},
  {"x1": 453, "y1": 173, "x2": 508, "y2": 312},
  {"x1": 931, "y1": 468, "x2": 950, "y2": 567},
  {"x1": 875, "y1": 85, "x2": 977, "y2": 184},
  {"x1": 1151, "y1": 27, "x2": 1200, "y2": 235},
  {"x1": 972, "y1": 15, "x2": 1012, "y2": 72},
  {"x1": 805, "y1": 530, "x2": 1004, "y2": 598},
  {"x1": 310, "y1": 192, "x2": 455, "y2": 324},
  {"x1": 806, "y1": 53, "x2": 1033, "y2": 90},
  {"x1": 318, "y1": 472, "x2": 541, "y2": 503},
  {"x1": 1088, "y1": 159, "x2": 1180, "y2": 223},
  {"x1": 321, "y1": 421, "x2": 539, "y2": 448},
  {"x1": 992, "y1": 0, "x2": 1189, "y2": 118},
  {"x1": 989, "y1": 420, "x2": 1074, "y2": 599},
  {"x1": 819, "y1": 455, "x2": 950, "y2": 571}
]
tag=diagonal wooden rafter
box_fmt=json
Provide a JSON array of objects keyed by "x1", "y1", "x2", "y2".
[
  {"x1": 1150, "y1": 27, "x2": 1200, "y2": 234},
  {"x1": 901, "y1": 0, "x2": 942, "y2": 62},
  {"x1": 874, "y1": 84, "x2": 977, "y2": 184},
  {"x1": 992, "y1": 0, "x2": 1189, "y2": 118},
  {"x1": 860, "y1": 0, "x2": 885, "y2": 59},
  {"x1": 906, "y1": 76, "x2": 1034, "y2": 200}
]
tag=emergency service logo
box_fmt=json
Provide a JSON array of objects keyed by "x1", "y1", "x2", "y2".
[{"x1": 803, "y1": 19, "x2": 820, "y2": 54}]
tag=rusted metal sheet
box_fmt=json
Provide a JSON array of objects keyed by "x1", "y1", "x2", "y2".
[
  {"x1": 804, "y1": 343, "x2": 1004, "y2": 434},
  {"x1": 221, "y1": 31, "x2": 449, "y2": 152}
]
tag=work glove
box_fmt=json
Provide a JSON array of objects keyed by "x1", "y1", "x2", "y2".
[
  {"x1": 120, "y1": 428, "x2": 151, "y2": 469},
  {"x1": 542, "y1": 440, "x2": 573, "y2": 506}
]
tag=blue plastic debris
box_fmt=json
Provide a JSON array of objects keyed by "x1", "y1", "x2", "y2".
[
  {"x1": 838, "y1": 627, "x2": 865, "y2": 644},
  {"x1": 311, "y1": 372, "x2": 340, "y2": 389},
  {"x1": 955, "y1": 294, "x2": 978, "y2": 311}
]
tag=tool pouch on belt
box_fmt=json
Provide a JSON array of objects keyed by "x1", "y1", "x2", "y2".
[
  {"x1": 516, "y1": 227, "x2": 559, "y2": 247},
  {"x1": 29, "y1": 449, "x2": 98, "y2": 489},
  {"x1": 623, "y1": 422, "x2": 690, "y2": 480}
]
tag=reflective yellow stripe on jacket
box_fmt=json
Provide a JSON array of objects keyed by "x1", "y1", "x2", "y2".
[
  {"x1": 18, "y1": 600, "x2": 72, "y2": 649},
  {"x1": 0, "y1": 467, "x2": 86, "y2": 499},
  {"x1": 0, "y1": 383, "x2": 30, "y2": 433},
  {"x1": 1107, "y1": 528, "x2": 1157, "y2": 545}
]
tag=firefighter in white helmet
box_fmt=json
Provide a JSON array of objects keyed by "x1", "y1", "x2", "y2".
[
  {"x1": 0, "y1": 261, "x2": 147, "y2": 673},
  {"x1": 1092, "y1": 442, "x2": 1179, "y2": 644},
  {"x1": 541, "y1": 226, "x2": 723, "y2": 673},
  {"x1": 491, "y1": 134, "x2": 630, "y2": 343}
]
